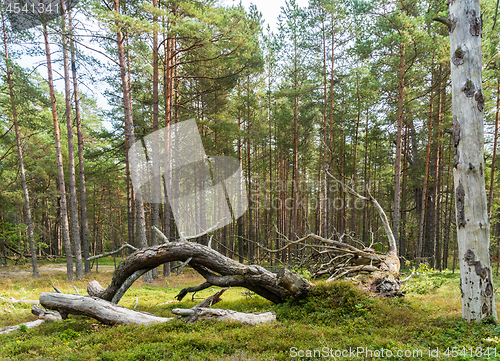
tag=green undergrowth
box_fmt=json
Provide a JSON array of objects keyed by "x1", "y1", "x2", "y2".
[{"x1": 1, "y1": 263, "x2": 500, "y2": 360}]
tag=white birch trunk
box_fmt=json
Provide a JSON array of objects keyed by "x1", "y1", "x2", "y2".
[{"x1": 449, "y1": 0, "x2": 497, "y2": 321}]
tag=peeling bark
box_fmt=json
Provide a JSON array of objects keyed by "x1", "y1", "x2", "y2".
[
  {"x1": 456, "y1": 183, "x2": 466, "y2": 228},
  {"x1": 449, "y1": 13, "x2": 457, "y2": 32},
  {"x1": 462, "y1": 79, "x2": 476, "y2": 97},
  {"x1": 475, "y1": 90, "x2": 485, "y2": 112},
  {"x1": 452, "y1": 47, "x2": 464, "y2": 66},
  {"x1": 450, "y1": 0, "x2": 497, "y2": 322}
]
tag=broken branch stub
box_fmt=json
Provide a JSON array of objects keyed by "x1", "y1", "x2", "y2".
[{"x1": 277, "y1": 268, "x2": 311, "y2": 299}]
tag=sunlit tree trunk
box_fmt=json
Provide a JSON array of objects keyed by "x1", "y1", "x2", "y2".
[
  {"x1": 43, "y1": 23, "x2": 74, "y2": 282},
  {"x1": 113, "y1": 0, "x2": 151, "y2": 282},
  {"x1": 1, "y1": 9, "x2": 38, "y2": 277},
  {"x1": 67, "y1": 4, "x2": 90, "y2": 275},
  {"x1": 393, "y1": 39, "x2": 405, "y2": 249},
  {"x1": 61, "y1": 0, "x2": 83, "y2": 280},
  {"x1": 150, "y1": 0, "x2": 160, "y2": 279},
  {"x1": 449, "y1": 0, "x2": 497, "y2": 321},
  {"x1": 488, "y1": 78, "x2": 500, "y2": 217}
]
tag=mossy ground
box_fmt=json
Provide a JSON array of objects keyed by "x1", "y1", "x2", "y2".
[{"x1": 1, "y1": 260, "x2": 500, "y2": 360}]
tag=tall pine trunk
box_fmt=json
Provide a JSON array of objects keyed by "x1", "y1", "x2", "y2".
[
  {"x1": 150, "y1": 0, "x2": 160, "y2": 279},
  {"x1": 61, "y1": 0, "x2": 83, "y2": 280},
  {"x1": 1, "y1": 9, "x2": 38, "y2": 277},
  {"x1": 67, "y1": 2, "x2": 90, "y2": 275},
  {"x1": 488, "y1": 78, "x2": 500, "y2": 216},
  {"x1": 393, "y1": 40, "x2": 405, "y2": 249},
  {"x1": 417, "y1": 61, "x2": 435, "y2": 261},
  {"x1": 114, "y1": 0, "x2": 151, "y2": 282},
  {"x1": 43, "y1": 23, "x2": 74, "y2": 282},
  {"x1": 449, "y1": 0, "x2": 497, "y2": 321}
]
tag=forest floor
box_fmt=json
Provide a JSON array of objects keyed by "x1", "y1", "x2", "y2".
[{"x1": 1, "y1": 259, "x2": 500, "y2": 360}]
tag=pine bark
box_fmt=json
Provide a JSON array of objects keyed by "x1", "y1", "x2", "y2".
[
  {"x1": 61, "y1": 0, "x2": 83, "y2": 280},
  {"x1": 1, "y1": 9, "x2": 38, "y2": 277},
  {"x1": 113, "y1": 0, "x2": 151, "y2": 282},
  {"x1": 150, "y1": 0, "x2": 160, "y2": 279},
  {"x1": 449, "y1": 0, "x2": 497, "y2": 321},
  {"x1": 68, "y1": 3, "x2": 90, "y2": 275},
  {"x1": 393, "y1": 40, "x2": 405, "y2": 248},
  {"x1": 417, "y1": 63, "x2": 435, "y2": 261},
  {"x1": 43, "y1": 23, "x2": 74, "y2": 282},
  {"x1": 488, "y1": 78, "x2": 500, "y2": 217}
]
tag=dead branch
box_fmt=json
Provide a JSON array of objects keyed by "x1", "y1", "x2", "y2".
[
  {"x1": 171, "y1": 308, "x2": 276, "y2": 325},
  {"x1": 0, "y1": 305, "x2": 61, "y2": 335},
  {"x1": 0, "y1": 319, "x2": 45, "y2": 335},
  {"x1": 87, "y1": 243, "x2": 138, "y2": 261},
  {"x1": 0, "y1": 296, "x2": 38, "y2": 305},
  {"x1": 326, "y1": 170, "x2": 397, "y2": 255}
]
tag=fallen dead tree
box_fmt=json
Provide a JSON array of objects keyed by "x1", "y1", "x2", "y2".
[
  {"x1": 39, "y1": 293, "x2": 174, "y2": 325},
  {"x1": 86, "y1": 239, "x2": 310, "y2": 305},
  {"x1": 171, "y1": 308, "x2": 276, "y2": 325},
  {"x1": 257, "y1": 172, "x2": 402, "y2": 296},
  {"x1": 37, "y1": 288, "x2": 275, "y2": 326},
  {"x1": 2, "y1": 286, "x2": 275, "y2": 332},
  {"x1": 0, "y1": 306, "x2": 61, "y2": 335}
]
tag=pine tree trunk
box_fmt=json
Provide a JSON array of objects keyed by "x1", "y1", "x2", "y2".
[
  {"x1": 393, "y1": 41, "x2": 405, "y2": 249},
  {"x1": 150, "y1": 0, "x2": 160, "y2": 280},
  {"x1": 61, "y1": 0, "x2": 83, "y2": 280},
  {"x1": 237, "y1": 113, "x2": 244, "y2": 263},
  {"x1": 1, "y1": 9, "x2": 38, "y2": 277},
  {"x1": 488, "y1": 78, "x2": 500, "y2": 217},
  {"x1": 351, "y1": 69, "x2": 361, "y2": 234},
  {"x1": 43, "y1": 23, "x2": 74, "y2": 282},
  {"x1": 449, "y1": 0, "x2": 497, "y2": 321},
  {"x1": 67, "y1": 6, "x2": 91, "y2": 275},
  {"x1": 114, "y1": 0, "x2": 152, "y2": 282},
  {"x1": 162, "y1": 17, "x2": 173, "y2": 276},
  {"x1": 417, "y1": 64, "x2": 435, "y2": 261}
]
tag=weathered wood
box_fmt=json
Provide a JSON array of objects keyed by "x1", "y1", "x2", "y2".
[
  {"x1": 95, "y1": 241, "x2": 302, "y2": 304},
  {"x1": 0, "y1": 306, "x2": 61, "y2": 335},
  {"x1": 111, "y1": 269, "x2": 148, "y2": 304},
  {"x1": 175, "y1": 282, "x2": 211, "y2": 301},
  {"x1": 171, "y1": 308, "x2": 276, "y2": 325},
  {"x1": 31, "y1": 305, "x2": 62, "y2": 322},
  {"x1": 448, "y1": 0, "x2": 498, "y2": 322},
  {"x1": 37, "y1": 291, "x2": 275, "y2": 327},
  {"x1": 277, "y1": 268, "x2": 311, "y2": 298},
  {"x1": 0, "y1": 319, "x2": 45, "y2": 335},
  {"x1": 87, "y1": 243, "x2": 138, "y2": 261},
  {"x1": 192, "y1": 288, "x2": 226, "y2": 309},
  {"x1": 39, "y1": 293, "x2": 174, "y2": 325},
  {"x1": 0, "y1": 296, "x2": 38, "y2": 305},
  {"x1": 87, "y1": 280, "x2": 105, "y2": 298}
]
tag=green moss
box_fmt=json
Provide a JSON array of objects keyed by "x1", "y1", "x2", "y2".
[{"x1": 1, "y1": 269, "x2": 500, "y2": 360}]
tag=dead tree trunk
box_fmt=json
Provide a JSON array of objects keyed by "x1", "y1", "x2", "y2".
[
  {"x1": 87, "y1": 240, "x2": 310, "y2": 304},
  {"x1": 40, "y1": 293, "x2": 174, "y2": 325},
  {"x1": 449, "y1": 0, "x2": 498, "y2": 322}
]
